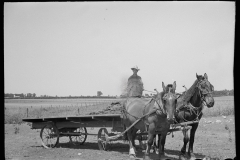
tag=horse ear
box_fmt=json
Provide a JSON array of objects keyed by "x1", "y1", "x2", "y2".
[
  {"x1": 162, "y1": 82, "x2": 166, "y2": 92},
  {"x1": 172, "y1": 81, "x2": 176, "y2": 90},
  {"x1": 204, "y1": 73, "x2": 208, "y2": 80},
  {"x1": 196, "y1": 73, "x2": 201, "y2": 80}
]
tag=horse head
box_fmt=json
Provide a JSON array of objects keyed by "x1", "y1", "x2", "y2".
[
  {"x1": 155, "y1": 81, "x2": 177, "y2": 124},
  {"x1": 196, "y1": 73, "x2": 215, "y2": 108}
]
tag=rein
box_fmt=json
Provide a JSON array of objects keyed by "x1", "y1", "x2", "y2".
[
  {"x1": 143, "y1": 89, "x2": 157, "y2": 93},
  {"x1": 149, "y1": 96, "x2": 165, "y2": 115}
]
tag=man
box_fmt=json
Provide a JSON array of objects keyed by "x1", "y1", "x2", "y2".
[{"x1": 126, "y1": 66, "x2": 144, "y2": 98}]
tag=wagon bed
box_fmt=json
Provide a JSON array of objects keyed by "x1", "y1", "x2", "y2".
[
  {"x1": 23, "y1": 114, "x2": 123, "y2": 131},
  {"x1": 22, "y1": 114, "x2": 198, "y2": 150}
]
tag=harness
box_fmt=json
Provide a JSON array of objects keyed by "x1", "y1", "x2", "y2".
[
  {"x1": 179, "y1": 102, "x2": 203, "y2": 122},
  {"x1": 121, "y1": 97, "x2": 163, "y2": 134},
  {"x1": 121, "y1": 96, "x2": 164, "y2": 121},
  {"x1": 175, "y1": 79, "x2": 214, "y2": 123},
  {"x1": 122, "y1": 90, "x2": 174, "y2": 133}
]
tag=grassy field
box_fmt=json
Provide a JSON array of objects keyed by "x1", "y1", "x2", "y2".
[
  {"x1": 5, "y1": 98, "x2": 123, "y2": 124},
  {"x1": 4, "y1": 96, "x2": 234, "y2": 124},
  {"x1": 202, "y1": 96, "x2": 234, "y2": 117}
]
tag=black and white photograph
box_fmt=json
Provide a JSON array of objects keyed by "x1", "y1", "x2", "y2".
[{"x1": 4, "y1": 2, "x2": 235, "y2": 160}]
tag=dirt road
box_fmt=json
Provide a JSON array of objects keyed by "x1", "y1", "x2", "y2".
[{"x1": 5, "y1": 115, "x2": 235, "y2": 160}]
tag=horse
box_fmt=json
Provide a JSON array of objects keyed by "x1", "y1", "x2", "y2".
[
  {"x1": 122, "y1": 81, "x2": 178, "y2": 160},
  {"x1": 174, "y1": 73, "x2": 214, "y2": 160}
]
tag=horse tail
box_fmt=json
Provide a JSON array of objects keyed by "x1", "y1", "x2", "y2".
[{"x1": 122, "y1": 124, "x2": 129, "y2": 142}]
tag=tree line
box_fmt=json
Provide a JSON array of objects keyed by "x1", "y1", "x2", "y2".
[
  {"x1": 5, "y1": 93, "x2": 36, "y2": 98},
  {"x1": 4, "y1": 93, "x2": 117, "y2": 99},
  {"x1": 4, "y1": 89, "x2": 233, "y2": 99},
  {"x1": 212, "y1": 89, "x2": 234, "y2": 97}
]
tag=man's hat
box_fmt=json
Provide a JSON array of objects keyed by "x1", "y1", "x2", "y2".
[{"x1": 131, "y1": 66, "x2": 140, "y2": 71}]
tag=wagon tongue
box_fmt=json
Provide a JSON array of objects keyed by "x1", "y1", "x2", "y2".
[{"x1": 99, "y1": 134, "x2": 121, "y2": 142}]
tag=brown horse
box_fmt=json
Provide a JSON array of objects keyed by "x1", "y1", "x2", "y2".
[
  {"x1": 175, "y1": 73, "x2": 214, "y2": 160},
  {"x1": 122, "y1": 81, "x2": 177, "y2": 160}
]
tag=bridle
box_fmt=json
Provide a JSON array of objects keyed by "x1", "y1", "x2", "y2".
[
  {"x1": 153, "y1": 88, "x2": 177, "y2": 116},
  {"x1": 196, "y1": 79, "x2": 214, "y2": 106}
]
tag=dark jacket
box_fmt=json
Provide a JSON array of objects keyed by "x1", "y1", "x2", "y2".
[{"x1": 127, "y1": 74, "x2": 144, "y2": 97}]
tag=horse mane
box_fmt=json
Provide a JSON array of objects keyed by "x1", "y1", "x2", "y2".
[{"x1": 182, "y1": 79, "x2": 199, "y2": 102}]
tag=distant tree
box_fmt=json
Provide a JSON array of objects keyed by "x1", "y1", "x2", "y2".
[
  {"x1": 213, "y1": 89, "x2": 234, "y2": 97},
  {"x1": 20, "y1": 93, "x2": 24, "y2": 98},
  {"x1": 27, "y1": 93, "x2": 32, "y2": 97},
  {"x1": 97, "y1": 91, "x2": 103, "y2": 97},
  {"x1": 5, "y1": 93, "x2": 14, "y2": 98}
]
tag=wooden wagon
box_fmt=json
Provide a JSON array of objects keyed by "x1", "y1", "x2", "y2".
[{"x1": 22, "y1": 114, "x2": 198, "y2": 150}]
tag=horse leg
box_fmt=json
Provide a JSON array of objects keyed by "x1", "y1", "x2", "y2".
[
  {"x1": 151, "y1": 134, "x2": 156, "y2": 153},
  {"x1": 144, "y1": 124, "x2": 155, "y2": 160},
  {"x1": 158, "y1": 133, "x2": 167, "y2": 159},
  {"x1": 127, "y1": 129, "x2": 136, "y2": 158},
  {"x1": 187, "y1": 123, "x2": 199, "y2": 160},
  {"x1": 137, "y1": 134, "x2": 147, "y2": 150},
  {"x1": 154, "y1": 134, "x2": 160, "y2": 154},
  {"x1": 144, "y1": 133, "x2": 154, "y2": 160},
  {"x1": 179, "y1": 127, "x2": 190, "y2": 160},
  {"x1": 131, "y1": 127, "x2": 138, "y2": 152}
]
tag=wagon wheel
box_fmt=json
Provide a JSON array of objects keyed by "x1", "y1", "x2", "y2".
[
  {"x1": 40, "y1": 123, "x2": 59, "y2": 149},
  {"x1": 69, "y1": 127, "x2": 87, "y2": 145},
  {"x1": 98, "y1": 128, "x2": 109, "y2": 151}
]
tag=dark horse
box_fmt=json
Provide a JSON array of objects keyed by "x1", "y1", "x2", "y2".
[
  {"x1": 122, "y1": 82, "x2": 177, "y2": 160},
  {"x1": 175, "y1": 73, "x2": 214, "y2": 160}
]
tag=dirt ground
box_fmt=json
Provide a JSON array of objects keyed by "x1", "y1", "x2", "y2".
[{"x1": 5, "y1": 115, "x2": 235, "y2": 160}]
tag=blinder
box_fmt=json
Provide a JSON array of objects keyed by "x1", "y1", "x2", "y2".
[
  {"x1": 162, "y1": 88, "x2": 178, "y2": 101},
  {"x1": 196, "y1": 79, "x2": 214, "y2": 96},
  {"x1": 162, "y1": 92, "x2": 178, "y2": 101}
]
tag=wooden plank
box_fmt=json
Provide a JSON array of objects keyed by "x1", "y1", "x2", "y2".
[
  {"x1": 172, "y1": 120, "x2": 199, "y2": 127},
  {"x1": 22, "y1": 118, "x2": 45, "y2": 122},
  {"x1": 31, "y1": 119, "x2": 123, "y2": 129},
  {"x1": 23, "y1": 114, "x2": 122, "y2": 123}
]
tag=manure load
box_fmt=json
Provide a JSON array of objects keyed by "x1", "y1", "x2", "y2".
[{"x1": 89, "y1": 102, "x2": 124, "y2": 115}]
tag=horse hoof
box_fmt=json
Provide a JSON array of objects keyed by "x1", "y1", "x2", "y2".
[
  {"x1": 202, "y1": 156, "x2": 211, "y2": 160},
  {"x1": 188, "y1": 153, "x2": 196, "y2": 160},
  {"x1": 129, "y1": 154, "x2": 136, "y2": 159},
  {"x1": 179, "y1": 154, "x2": 186, "y2": 160}
]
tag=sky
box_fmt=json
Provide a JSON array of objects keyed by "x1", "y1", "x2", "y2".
[{"x1": 4, "y1": 2, "x2": 235, "y2": 97}]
